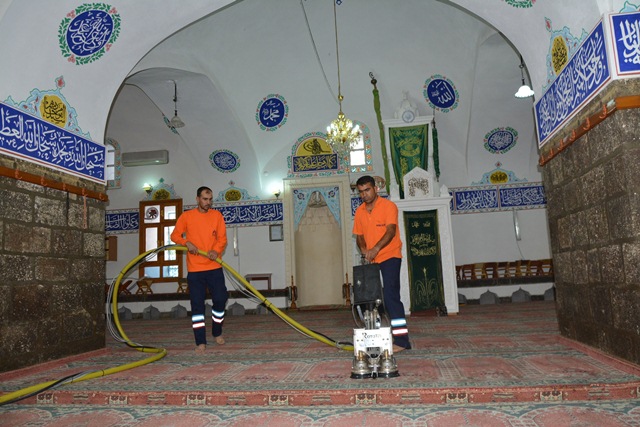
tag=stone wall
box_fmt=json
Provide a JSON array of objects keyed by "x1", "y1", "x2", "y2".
[
  {"x1": 0, "y1": 160, "x2": 107, "y2": 372},
  {"x1": 543, "y1": 107, "x2": 640, "y2": 364}
]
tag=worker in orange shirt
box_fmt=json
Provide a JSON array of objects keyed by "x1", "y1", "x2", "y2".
[
  {"x1": 171, "y1": 186, "x2": 228, "y2": 354},
  {"x1": 353, "y1": 176, "x2": 411, "y2": 352}
]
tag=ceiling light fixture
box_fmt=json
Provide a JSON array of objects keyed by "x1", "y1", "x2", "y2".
[
  {"x1": 170, "y1": 80, "x2": 185, "y2": 128},
  {"x1": 514, "y1": 55, "x2": 535, "y2": 99},
  {"x1": 326, "y1": 0, "x2": 360, "y2": 160}
]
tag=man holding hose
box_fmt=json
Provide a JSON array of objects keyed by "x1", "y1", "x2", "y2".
[{"x1": 171, "y1": 186, "x2": 228, "y2": 354}]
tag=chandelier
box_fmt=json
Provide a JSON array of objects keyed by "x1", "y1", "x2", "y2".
[{"x1": 326, "y1": 0, "x2": 360, "y2": 159}]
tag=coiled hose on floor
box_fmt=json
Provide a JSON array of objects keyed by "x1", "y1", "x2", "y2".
[{"x1": 0, "y1": 245, "x2": 353, "y2": 405}]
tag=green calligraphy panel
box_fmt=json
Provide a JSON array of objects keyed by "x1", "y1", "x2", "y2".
[{"x1": 403, "y1": 209, "x2": 444, "y2": 312}]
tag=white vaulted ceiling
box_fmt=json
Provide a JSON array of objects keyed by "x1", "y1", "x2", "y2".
[{"x1": 100, "y1": 0, "x2": 606, "y2": 202}]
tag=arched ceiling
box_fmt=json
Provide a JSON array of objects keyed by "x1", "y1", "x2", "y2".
[{"x1": 104, "y1": 0, "x2": 605, "y2": 197}]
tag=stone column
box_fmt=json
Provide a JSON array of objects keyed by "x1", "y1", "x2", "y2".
[{"x1": 542, "y1": 93, "x2": 640, "y2": 364}]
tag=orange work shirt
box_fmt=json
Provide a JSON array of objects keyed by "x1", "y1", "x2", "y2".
[
  {"x1": 171, "y1": 208, "x2": 227, "y2": 272},
  {"x1": 352, "y1": 196, "x2": 402, "y2": 263}
]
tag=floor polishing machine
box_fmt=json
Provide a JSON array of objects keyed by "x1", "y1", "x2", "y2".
[{"x1": 350, "y1": 262, "x2": 399, "y2": 379}]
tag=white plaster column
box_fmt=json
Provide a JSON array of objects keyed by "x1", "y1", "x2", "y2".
[{"x1": 396, "y1": 196, "x2": 459, "y2": 315}]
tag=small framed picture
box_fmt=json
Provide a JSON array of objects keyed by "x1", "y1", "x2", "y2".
[{"x1": 269, "y1": 224, "x2": 283, "y2": 241}]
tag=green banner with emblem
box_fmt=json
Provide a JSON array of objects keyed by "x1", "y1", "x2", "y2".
[
  {"x1": 389, "y1": 124, "x2": 428, "y2": 198},
  {"x1": 403, "y1": 209, "x2": 445, "y2": 312}
]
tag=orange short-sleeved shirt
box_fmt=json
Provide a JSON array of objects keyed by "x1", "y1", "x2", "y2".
[{"x1": 353, "y1": 196, "x2": 402, "y2": 263}]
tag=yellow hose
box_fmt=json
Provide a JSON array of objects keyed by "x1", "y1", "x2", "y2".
[
  {"x1": 216, "y1": 254, "x2": 353, "y2": 352},
  {"x1": 113, "y1": 245, "x2": 353, "y2": 352},
  {"x1": 0, "y1": 245, "x2": 352, "y2": 405},
  {"x1": 0, "y1": 247, "x2": 168, "y2": 405}
]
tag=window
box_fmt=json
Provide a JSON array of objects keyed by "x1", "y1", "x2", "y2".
[
  {"x1": 349, "y1": 121, "x2": 373, "y2": 173},
  {"x1": 138, "y1": 199, "x2": 183, "y2": 283},
  {"x1": 105, "y1": 146, "x2": 115, "y2": 181},
  {"x1": 105, "y1": 137, "x2": 122, "y2": 189}
]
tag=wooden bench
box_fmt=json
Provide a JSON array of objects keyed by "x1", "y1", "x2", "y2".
[
  {"x1": 456, "y1": 259, "x2": 554, "y2": 288},
  {"x1": 105, "y1": 279, "x2": 140, "y2": 298},
  {"x1": 135, "y1": 278, "x2": 153, "y2": 295}
]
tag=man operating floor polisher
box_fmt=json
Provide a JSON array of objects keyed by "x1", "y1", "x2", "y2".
[{"x1": 350, "y1": 262, "x2": 399, "y2": 379}]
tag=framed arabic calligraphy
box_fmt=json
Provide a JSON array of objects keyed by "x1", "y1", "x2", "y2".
[
  {"x1": 288, "y1": 132, "x2": 345, "y2": 177},
  {"x1": 535, "y1": 20, "x2": 610, "y2": 147},
  {"x1": 609, "y1": 12, "x2": 640, "y2": 76},
  {"x1": 0, "y1": 101, "x2": 106, "y2": 183}
]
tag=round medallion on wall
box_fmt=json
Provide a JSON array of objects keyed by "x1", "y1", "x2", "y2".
[
  {"x1": 152, "y1": 189, "x2": 170, "y2": 200},
  {"x1": 209, "y1": 149, "x2": 240, "y2": 173},
  {"x1": 402, "y1": 110, "x2": 415, "y2": 123},
  {"x1": 484, "y1": 127, "x2": 518, "y2": 154},
  {"x1": 490, "y1": 170, "x2": 510, "y2": 184},
  {"x1": 39, "y1": 94, "x2": 67, "y2": 127},
  {"x1": 224, "y1": 189, "x2": 242, "y2": 202},
  {"x1": 423, "y1": 75, "x2": 459, "y2": 113},
  {"x1": 551, "y1": 35, "x2": 569, "y2": 75},
  {"x1": 256, "y1": 94, "x2": 288, "y2": 131},
  {"x1": 59, "y1": 4, "x2": 121, "y2": 65}
]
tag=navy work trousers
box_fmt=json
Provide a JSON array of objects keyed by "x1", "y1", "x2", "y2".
[
  {"x1": 188, "y1": 268, "x2": 227, "y2": 346},
  {"x1": 379, "y1": 257, "x2": 411, "y2": 349}
]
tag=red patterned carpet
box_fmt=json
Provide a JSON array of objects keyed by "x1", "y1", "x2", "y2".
[{"x1": 1, "y1": 301, "x2": 640, "y2": 426}]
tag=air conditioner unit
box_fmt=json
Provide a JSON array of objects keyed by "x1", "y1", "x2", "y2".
[{"x1": 122, "y1": 150, "x2": 169, "y2": 167}]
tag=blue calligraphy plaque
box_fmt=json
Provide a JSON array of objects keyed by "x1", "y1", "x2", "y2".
[
  {"x1": 499, "y1": 185, "x2": 546, "y2": 208},
  {"x1": 454, "y1": 189, "x2": 499, "y2": 212},
  {"x1": 423, "y1": 75, "x2": 459, "y2": 112},
  {"x1": 351, "y1": 197, "x2": 362, "y2": 216},
  {"x1": 535, "y1": 20, "x2": 610, "y2": 147},
  {"x1": 110, "y1": 202, "x2": 284, "y2": 231},
  {"x1": 610, "y1": 12, "x2": 640, "y2": 75},
  {"x1": 59, "y1": 4, "x2": 121, "y2": 65},
  {"x1": 215, "y1": 201, "x2": 283, "y2": 225},
  {"x1": 292, "y1": 154, "x2": 339, "y2": 173},
  {"x1": 0, "y1": 102, "x2": 106, "y2": 183},
  {"x1": 484, "y1": 127, "x2": 518, "y2": 154},
  {"x1": 106, "y1": 210, "x2": 139, "y2": 234},
  {"x1": 210, "y1": 149, "x2": 239, "y2": 173},
  {"x1": 256, "y1": 94, "x2": 288, "y2": 131},
  {"x1": 66, "y1": 10, "x2": 114, "y2": 56},
  {"x1": 449, "y1": 183, "x2": 546, "y2": 213}
]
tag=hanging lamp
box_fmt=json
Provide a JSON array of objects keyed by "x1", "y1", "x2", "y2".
[
  {"x1": 326, "y1": 0, "x2": 360, "y2": 159},
  {"x1": 170, "y1": 80, "x2": 185, "y2": 128},
  {"x1": 514, "y1": 55, "x2": 534, "y2": 99}
]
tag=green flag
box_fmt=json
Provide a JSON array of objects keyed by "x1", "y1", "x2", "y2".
[{"x1": 389, "y1": 124, "x2": 429, "y2": 198}]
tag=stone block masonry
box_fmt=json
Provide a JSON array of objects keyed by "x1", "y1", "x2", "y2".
[
  {"x1": 0, "y1": 161, "x2": 107, "y2": 372},
  {"x1": 543, "y1": 103, "x2": 640, "y2": 365}
]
